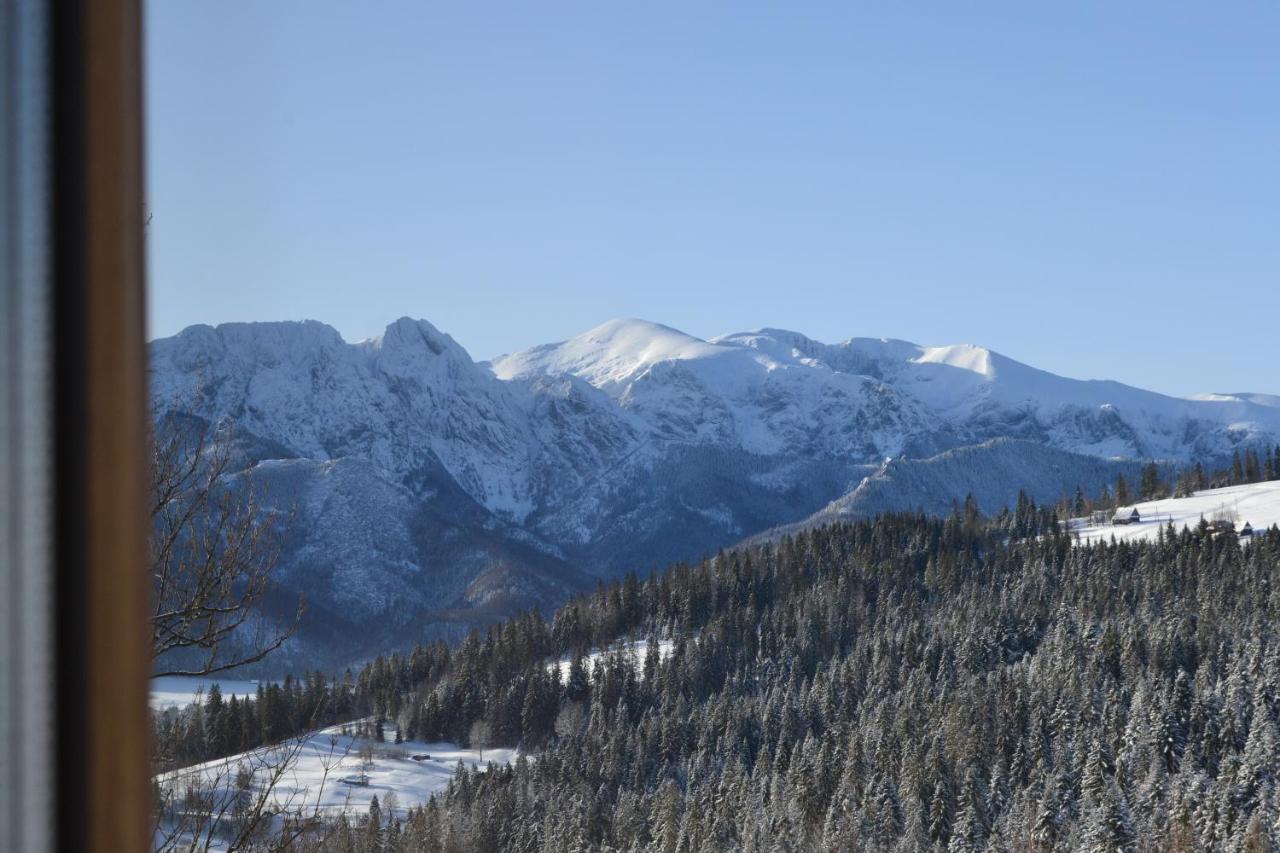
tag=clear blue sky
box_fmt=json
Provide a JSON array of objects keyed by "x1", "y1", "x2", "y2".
[{"x1": 146, "y1": 2, "x2": 1279, "y2": 396}]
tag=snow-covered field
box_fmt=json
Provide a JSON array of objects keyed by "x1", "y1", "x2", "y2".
[
  {"x1": 153, "y1": 635, "x2": 674, "y2": 850},
  {"x1": 158, "y1": 722, "x2": 514, "y2": 825},
  {"x1": 151, "y1": 676, "x2": 259, "y2": 711},
  {"x1": 1070, "y1": 481, "x2": 1280, "y2": 545},
  {"x1": 546, "y1": 637, "x2": 676, "y2": 683},
  {"x1": 157, "y1": 639, "x2": 675, "y2": 818}
]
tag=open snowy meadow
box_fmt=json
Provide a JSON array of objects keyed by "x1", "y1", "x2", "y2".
[
  {"x1": 1069, "y1": 480, "x2": 1280, "y2": 545},
  {"x1": 151, "y1": 635, "x2": 676, "y2": 850}
]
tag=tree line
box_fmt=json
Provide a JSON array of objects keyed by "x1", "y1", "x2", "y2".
[
  {"x1": 162, "y1": 502, "x2": 1280, "y2": 851},
  {"x1": 1052, "y1": 444, "x2": 1280, "y2": 522},
  {"x1": 154, "y1": 456, "x2": 1280, "y2": 850}
]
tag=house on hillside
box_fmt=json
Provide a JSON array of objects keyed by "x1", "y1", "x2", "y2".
[{"x1": 1112, "y1": 507, "x2": 1141, "y2": 526}]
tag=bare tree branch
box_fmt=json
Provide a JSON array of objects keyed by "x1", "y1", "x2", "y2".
[{"x1": 149, "y1": 413, "x2": 304, "y2": 677}]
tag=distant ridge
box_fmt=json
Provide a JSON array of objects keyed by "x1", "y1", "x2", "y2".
[{"x1": 150, "y1": 317, "x2": 1280, "y2": 667}]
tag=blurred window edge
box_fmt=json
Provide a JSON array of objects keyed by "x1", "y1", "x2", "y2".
[
  {"x1": 3, "y1": 0, "x2": 151, "y2": 850},
  {"x1": 2, "y1": 0, "x2": 56, "y2": 849}
]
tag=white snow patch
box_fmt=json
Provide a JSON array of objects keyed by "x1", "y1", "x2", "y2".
[
  {"x1": 1070, "y1": 481, "x2": 1280, "y2": 545},
  {"x1": 151, "y1": 676, "x2": 260, "y2": 711},
  {"x1": 546, "y1": 638, "x2": 677, "y2": 684},
  {"x1": 912, "y1": 343, "x2": 995, "y2": 378},
  {"x1": 157, "y1": 722, "x2": 516, "y2": 832}
]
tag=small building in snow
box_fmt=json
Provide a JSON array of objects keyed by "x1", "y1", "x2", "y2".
[{"x1": 1112, "y1": 507, "x2": 1141, "y2": 526}]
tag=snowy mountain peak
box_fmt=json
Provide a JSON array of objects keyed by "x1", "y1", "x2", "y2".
[
  {"x1": 161, "y1": 319, "x2": 346, "y2": 367},
  {"x1": 490, "y1": 318, "x2": 723, "y2": 389},
  {"x1": 712, "y1": 328, "x2": 829, "y2": 363},
  {"x1": 370, "y1": 316, "x2": 460, "y2": 357},
  {"x1": 912, "y1": 343, "x2": 997, "y2": 378},
  {"x1": 368, "y1": 316, "x2": 477, "y2": 377}
]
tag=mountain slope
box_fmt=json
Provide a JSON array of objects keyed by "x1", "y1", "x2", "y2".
[
  {"x1": 149, "y1": 317, "x2": 1280, "y2": 667},
  {"x1": 748, "y1": 438, "x2": 1153, "y2": 545}
]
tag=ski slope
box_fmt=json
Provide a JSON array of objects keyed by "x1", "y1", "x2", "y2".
[{"x1": 1071, "y1": 481, "x2": 1280, "y2": 545}]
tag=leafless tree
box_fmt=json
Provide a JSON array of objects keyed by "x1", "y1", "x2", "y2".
[
  {"x1": 468, "y1": 719, "x2": 493, "y2": 762},
  {"x1": 153, "y1": 725, "x2": 348, "y2": 852},
  {"x1": 150, "y1": 414, "x2": 303, "y2": 677},
  {"x1": 149, "y1": 413, "x2": 322, "y2": 850}
]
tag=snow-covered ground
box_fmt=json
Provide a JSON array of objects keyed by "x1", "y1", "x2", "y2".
[
  {"x1": 151, "y1": 676, "x2": 259, "y2": 711},
  {"x1": 158, "y1": 638, "x2": 678, "y2": 820},
  {"x1": 1070, "y1": 481, "x2": 1280, "y2": 545},
  {"x1": 158, "y1": 722, "x2": 514, "y2": 822},
  {"x1": 153, "y1": 635, "x2": 674, "y2": 850},
  {"x1": 546, "y1": 637, "x2": 676, "y2": 683}
]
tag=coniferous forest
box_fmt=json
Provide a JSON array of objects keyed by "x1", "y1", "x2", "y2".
[{"x1": 153, "y1": 500, "x2": 1280, "y2": 851}]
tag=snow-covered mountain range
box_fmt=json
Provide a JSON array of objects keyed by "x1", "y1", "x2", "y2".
[{"x1": 150, "y1": 317, "x2": 1280, "y2": 667}]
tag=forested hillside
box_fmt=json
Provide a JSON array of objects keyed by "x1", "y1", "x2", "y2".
[{"x1": 211, "y1": 503, "x2": 1279, "y2": 852}]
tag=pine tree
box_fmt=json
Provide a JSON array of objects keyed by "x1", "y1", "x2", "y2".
[
  {"x1": 652, "y1": 779, "x2": 682, "y2": 853},
  {"x1": 1032, "y1": 774, "x2": 1062, "y2": 850},
  {"x1": 366, "y1": 794, "x2": 385, "y2": 852},
  {"x1": 928, "y1": 776, "x2": 955, "y2": 845},
  {"x1": 1084, "y1": 779, "x2": 1136, "y2": 853},
  {"x1": 1115, "y1": 474, "x2": 1132, "y2": 507},
  {"x1": 1245, "y1": 448, "x2": 1262, "y2": 483},
  {"x1": 203, "y1": 683, "x2": 229, "y2": 759},
  {"x1": 1140, "y1": 462, "x2": 1161, "y2": 500},
  {"x1": 949, "y1": 762, "x2": 989, "y2": 850},
  {"x1": 566, "y1": 652, "x2": 591, "y2": 705},
  {"x1": 862, "y1": 773, "x2": 904, "y2": 847}
]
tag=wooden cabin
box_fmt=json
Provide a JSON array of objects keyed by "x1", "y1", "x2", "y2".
[{"x1": 1112, "y1": 507, "x2": 1141, "y2": 526}]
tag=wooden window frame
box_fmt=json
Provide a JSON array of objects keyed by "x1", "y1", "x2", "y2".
[{"x1": 3, "y1": 0, "x2": 151, "y2": 849}]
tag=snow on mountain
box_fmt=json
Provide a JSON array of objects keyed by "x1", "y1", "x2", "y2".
[
  {"x1": 493, "y1": 319, "x2": 949, "y2": 460},
  {"x1": 1191, "y1": 392, "x2": 1280, "y2": 409},
  {"x1": 725, "y1": 331, "x2": 1280, "y2": 459},
  {"x1": 491, "y1": 318, "x2": 727, "y2": 393},
  {"x1": 151, "y1": 318, "x2": 540, "y2": 522},
  {"x1": 747, "y1": 439, "x2": 1153, "y2": 546},
  {"x1": 150, "y1": 317, "x2": 1280, "y2": 667}
]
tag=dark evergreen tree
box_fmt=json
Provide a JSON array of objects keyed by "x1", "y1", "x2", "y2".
[{"x1": 1115, "y1": 473, "x2": 1132, "y2": 506}]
